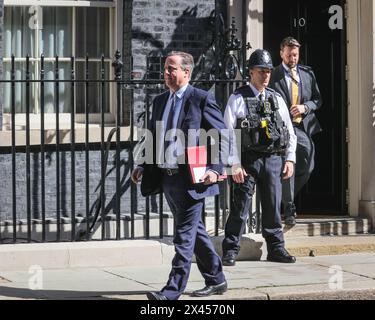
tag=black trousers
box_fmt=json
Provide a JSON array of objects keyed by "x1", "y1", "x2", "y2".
[
  {"x1": 282, "y1": 126, "x2": 315, "y2": 217},
  {"x1": 222, "y1": 153, "x2": 285, "y2": 254}
]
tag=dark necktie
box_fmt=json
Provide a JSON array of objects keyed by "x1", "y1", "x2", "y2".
[
  {"x1": 165, "y1": 93, "x2": 176, "y2": 134},
  {"x1": 164, "y1": 94, "x2": 177, "y2": 162}
]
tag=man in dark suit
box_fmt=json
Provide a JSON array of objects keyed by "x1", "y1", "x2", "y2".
[
  {"x1": 131, "y1": 51, "x2": 227, "y2": 300},
  {"x1": 269, "y1": 37, "x2": 323, "y2": 226}
]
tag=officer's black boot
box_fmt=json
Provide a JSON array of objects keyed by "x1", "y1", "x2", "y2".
[
  {"x1": 222, "y1": 252, "x2": 237, "y2": 266},
  {"x1": 267, "y1": 247, "x2": 296, "y2": 263}
]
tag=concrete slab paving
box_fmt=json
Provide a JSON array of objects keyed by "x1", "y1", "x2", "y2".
[
  {"x1": 221, "y1": 263, "x2": 365, "y2": 287},
  {"x1": 0, "y1": 252, "x2": 374, "y2": 300},
  {"x1": 0, "y1": 268, "x2": 118, "y2": 284},
  {"x1": 0, "y1": 276, "x2": 10, "y2": 284},
  {"x1": 224, "y1": 260, "x2": 311, "y2": 269},
  {"x1": 182, "y1": 276, "x2": 270, "y2": 292},
  {"x1": 0, "y1": 278, "x2": 153, "y2": 299},
  {"x1": 105, "y1": 289, "x2": 269, "y2": 301},
  {"x1": 219, "y1": 278, "x2": 273, "y2": 290},
  {"x1": 180, "y1": 289, "x2": 268, "y2": 300},
  {"x1": 339, "y1": 264, "x2": 375, "y2": 279},
  {"x1": 41, "y1": 279, "x2": 152, "y2": 299},
  {"x1": 299, "y1": 252, "x2": 375, "y2": 266},
  {"x1": 102, "y1": 264, "x2": 204, "y2": 285},
  {"x1": 255, "y1": 279, "x2": 375, "y2": 300},
  {"x1": 266, "y1": 267, "x2": 363, "y2": 287},
  {"x1": 102, "y1": 265, "x2": 171, "y2": 284}
]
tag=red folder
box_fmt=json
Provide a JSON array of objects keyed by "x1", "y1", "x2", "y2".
[{"x1": 186, "y1": 145, "x2": 227, "y2": 184}]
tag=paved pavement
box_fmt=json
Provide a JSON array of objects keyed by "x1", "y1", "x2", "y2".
[{"x1": 0, "y1": 252, "x2": 374, "y2": 300}]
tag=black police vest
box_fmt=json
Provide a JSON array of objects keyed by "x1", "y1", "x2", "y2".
[{"x1": 235, "y1": 86, "x2": 290, "y2": 154}]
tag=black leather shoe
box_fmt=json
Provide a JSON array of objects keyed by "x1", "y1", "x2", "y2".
[
  {"x1": 191, "y1": 281, "x2": 227, "y2": 297},
  {"x1": 222, "y1": 252, "x2": 237, "y2": 266},
  {"x1": 285, "y1": 216, "x2": 296, "y2": 226},
  {"x1": 146, "y1": 291, "x2": 168, "y2": 300},
  {"x1": 267, "y1": 248, "x2": 296, "y2": 263}
]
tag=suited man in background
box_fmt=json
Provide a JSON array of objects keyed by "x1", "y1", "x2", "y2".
[
  {"x1": 131, "y1": 51, "x2": 227, "y2": 300},
  {"x1": 269, "y1": 37, "x2": 323, "y2": 226}
]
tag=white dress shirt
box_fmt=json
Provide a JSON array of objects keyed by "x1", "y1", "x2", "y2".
[
  {"x1": 223, "y1": 83, "x2": 297, "y2": 165},
  {"x1": 156, "y1": 84, "x2": 188, "y2": 169}
]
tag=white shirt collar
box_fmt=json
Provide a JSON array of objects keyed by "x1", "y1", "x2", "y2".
[
  {"x1": 170, "y1": 83, "x2": 189, "y2": 100},
  {"x1": 249, "y1": 83, "x2": 265, "y2": 99},
  {"x1": 282, "y1": 62, "x2": 298, "y2": 73}
]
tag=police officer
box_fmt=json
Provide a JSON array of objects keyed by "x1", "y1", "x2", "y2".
[{"x1": 221, "y1": 49, "x2": 297, "y2": 266}]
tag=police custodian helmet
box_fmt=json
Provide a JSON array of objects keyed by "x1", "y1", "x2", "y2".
[{"x1": 247, "y1": 49, "x2": 274, "y2": 70}]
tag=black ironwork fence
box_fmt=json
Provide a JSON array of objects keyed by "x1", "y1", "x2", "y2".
[{"x1": 0, "y1": 48, "x2": 262, "y2": 244}]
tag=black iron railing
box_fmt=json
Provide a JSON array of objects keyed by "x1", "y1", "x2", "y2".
[{"x1": 0, "y1": 46, "x2": 262, "y2": 244}]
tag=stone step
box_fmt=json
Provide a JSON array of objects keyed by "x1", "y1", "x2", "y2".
[
  {"x1": 282, "y1": 216, "x2": 370, "y2": 238},
  {"x1": 0, "y1": 214, "x2": 370, "y2": 243},
  {"x1": 209, "y1": 233, "x2": 375, "y2": 262},
  {"x1": 205, "y1": 215, "x2": 370, "y2": 237},
  {"x1": 285, "y1": 234, "x2": 375, "y2": 257}
]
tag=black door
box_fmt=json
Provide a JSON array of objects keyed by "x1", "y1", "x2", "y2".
[{"x1": 264, "y1": 0, "x2": 348, "y2": 215}]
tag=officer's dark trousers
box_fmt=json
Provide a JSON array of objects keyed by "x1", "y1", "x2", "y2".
[
  {"x1": 160, "y1": 172, "x2": 225, "y2": 300},
  {"x1": 282, "y1": 126, "x2": 315, "y2": 217},
  {"x1": 222, "y1": 154, "x2": 285, "y2": 255}
]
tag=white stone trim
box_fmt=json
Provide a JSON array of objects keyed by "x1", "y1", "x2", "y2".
[
  {"x1": 347, "y1": 0, "x2": 362, "y2": 216},
  {"x1": 247, "y1": 0, "x2": 263, "y2": 55},
  {"x1": 229, "y1": 0, "x2": 263, "y2": 56},
  {"x1": 347, "y1": 0, "x2": 375, "y2": 223}
]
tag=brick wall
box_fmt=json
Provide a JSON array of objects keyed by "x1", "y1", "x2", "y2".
[
  {"x1": 127, "y1": 0, "x2": 215, "y2": 117},
  {"x1": 0, "y1": 149, "x2": 143, "y2": 219}
]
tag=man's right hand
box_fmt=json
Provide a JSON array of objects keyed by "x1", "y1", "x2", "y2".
[
  {"x1": 131, "y1": 167, "x2": 144, "y2": 184},
  {"x1": 232, "y1": 165, "x2": 248, "y2": 184}
]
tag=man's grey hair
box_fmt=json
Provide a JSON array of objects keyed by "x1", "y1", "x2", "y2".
[
  {"x1": 280, "y1": 36, "x2": 301, "y2": 50},
  {"x1": 167, "y1": 51, "x2": 195, "y2": 78}
]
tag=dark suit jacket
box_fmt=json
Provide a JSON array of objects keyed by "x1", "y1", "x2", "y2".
[
  {"x1": 140, "y1": 84, "x2": 227, "y2": 200},
  {"x1": 269, "y1": 64, "x2": 323, "y2": 137}
]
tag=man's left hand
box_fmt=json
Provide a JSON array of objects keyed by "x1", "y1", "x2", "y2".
[
  {"x1": 290, "y1": 104, "x2": 306, "y2": 118},
  {"x1": 200, "y1": 171, "x2": 218, "y2": 185},
  {"x1": 283, "y1": 161, "x2": 294, "y2": 180}
]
